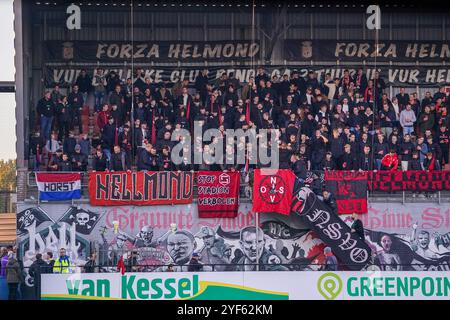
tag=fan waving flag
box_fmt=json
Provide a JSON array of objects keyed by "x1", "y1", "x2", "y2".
[
  {"x1": 252, "y1": 169, "x2": 296, "y2": 215},
  {"x1": 117, "y1": 256, "x2": 125, "y2": 275},
  {"x1": 36, "y1": 173, "x2": 81, "y2": 201}
]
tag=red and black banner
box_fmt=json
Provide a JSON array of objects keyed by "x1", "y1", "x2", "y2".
[
  {"x1": 88, "y1": 171, "x2": 193, "y2": 206},
  {"x1": 368, "y1": 170, "x2": 450, "y2": 191},
  {"x1": 325, "y1": 171, "x2": 368, "y2": 214},
  {"x1": 196, "y1": 171, "x2": 240, "y2": 218},
  {"x1": 253, "y1": 169, "x2": 296, "y2": 215}
]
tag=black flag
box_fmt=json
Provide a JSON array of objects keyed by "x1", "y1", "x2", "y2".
[
  {"x1": 291, "y1": 187, "x2": 372, "y2": 270},
  {"x1": 260, "y1": 220, "x2": 309, "y2": 240},
  {"x1": 58, "y1": 206, "x2": 101, "y2": 235},
  {"x1": 17, "y1": 207, "x2": 53, "y2": 236}
]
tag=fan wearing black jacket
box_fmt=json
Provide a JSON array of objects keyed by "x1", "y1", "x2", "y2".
[
  {"x1": 351, "y1": 213, "x2": 365, "y2": 240},
  {"x1": 322, "y1": 190, "x2": 338, "y2": 216},
  {"x1": 321, "y1": 152, "x2": 337, "y2": 171},
  {"x1": 399, "y1": 134, "x2": 414, "y2": 170},
  {"x1": 357, "y1": 145, "x2": 374, "y2": 171},
  {"x1": 93, "y1": 149, "x2": 108, "y2": 171},
  {"x1": 339, "y1": 144, "x2": 357, "y2": 170},
  {"x1": 138, "y1": 143, "x2": 159, "y2": 171}
]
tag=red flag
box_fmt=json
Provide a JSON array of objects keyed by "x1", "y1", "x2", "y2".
[
  {"x1": 151, "y1": 111, "x2": 156, "y2": 145},
  {"x1": 429, "y1": 156, "x2": 436, "y2": 171},
  {"x1": 245, "y1": 101, "x2": 250, "y2": 124},
  {"x1": 117, "y1": 255, "x2": 125, "y2": 275},
  {"x1": 252, "y1": 169, "x2": 296, "y2": 215},
  {"x1": 186, "y1": 100, "x2": 191, "y2": 121}
]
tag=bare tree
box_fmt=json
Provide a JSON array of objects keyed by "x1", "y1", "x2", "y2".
[{"x1": 258, "y1": 5, "x2": 292, "y2": 62}]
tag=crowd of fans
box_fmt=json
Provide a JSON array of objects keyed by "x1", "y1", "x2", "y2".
[{"x1": 30, "y1": 67, "x2": 450, "y2": 176}]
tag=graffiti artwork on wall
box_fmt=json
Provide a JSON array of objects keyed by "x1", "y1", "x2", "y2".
[{"x1": 16, "y1": 202, "x2": 450, "y2": 299}]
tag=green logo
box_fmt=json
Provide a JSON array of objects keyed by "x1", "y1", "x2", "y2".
[{"x1": 317, "y1": 273, "x2": 343, "y2": 300}]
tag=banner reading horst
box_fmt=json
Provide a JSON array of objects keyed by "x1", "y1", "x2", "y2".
[
  {"x1": 88, "y1": 171, "x2": 193, "y2": 206},
  {"x1": 36, "y1": 173, "x2": 81, "y2": 201},
  {"x1": 196, "y1": 171, "x2": 240, "y2": 218},
  {"x1": 325, "y1": 171, "x2": 368, "y2": 214},
  {"x1": 253, "y1": 169, "x2": 295, "y2": 215}
]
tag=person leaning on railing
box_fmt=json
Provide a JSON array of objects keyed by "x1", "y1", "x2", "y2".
[{"x1": 53, "y1": 248, "x2": 71, "y2": 274}]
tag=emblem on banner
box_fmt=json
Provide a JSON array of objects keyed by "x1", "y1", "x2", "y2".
[
  {"x1": 218, "y1": 173, "x2": 230, "y2": 186},
  {"x1": 301, "y1": 41, "x2": 313, "y2": 59},
  {"x1": 62, "y1": 42, "x2": 74, "y2": 60},
  {"x1": 258, "y1": 175, "x2": 286, "y2": 204}
]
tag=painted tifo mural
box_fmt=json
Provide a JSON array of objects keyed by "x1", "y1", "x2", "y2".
[{"x1": 16, "y1": 202, "x2": 450, "y2": 299}]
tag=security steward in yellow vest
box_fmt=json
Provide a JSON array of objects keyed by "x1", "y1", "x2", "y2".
[{"x1": 53, "y1": 248, "x2": 71, "y2": 274}]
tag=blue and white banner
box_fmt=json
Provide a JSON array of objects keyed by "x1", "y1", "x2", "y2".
[{"x1": 36, "y1": 173, "x2": 81, "y2": 201}]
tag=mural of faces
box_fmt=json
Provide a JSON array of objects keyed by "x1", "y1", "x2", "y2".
[
  {"x1": 203, "y1": 235, "x2": 216, "y2": 249},
  {"x1": 139, "y1": 226, "x2": 154, "y2": 244},
  {"x1": 239, "y1": 227, "x2": 265, "y2": 263},
  {"x1": 418, "y1": 232, "x2": 430, "y2": 250},
  {"x1": 166, "y1": 231, "x2": 196, "y2": 265},
  {"x1": 381, "y1": 235, "x2": 393, "y2": 253}
]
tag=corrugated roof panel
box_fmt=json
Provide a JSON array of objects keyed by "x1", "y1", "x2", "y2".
[
  {"x1": 234, "y1": 12, "x2": 253, "y2": 25},
  {"x1": 207, "y1": 12, "x2": 231, "y2": 26},
  {"x1": 287, "y1": 27, "x2": 311, "y2": 39},
  {"x1": 154, "y1": 12, "x2": 178, "y2": 25},
  {"x1": 339, "y1": 28, "x2": 364, "y2": 40},
  {"x1": 181, "y1": 28, "x2": 204, "y2": 41},
  {"x1": 99, "y1": 27, "x2": 130, "y2": 41},
  {"x1": 391, "y1": 28, "x2": 417, "y2": 41},
  {"x1": 180, "y1": 12, "x2": 205, "y2": 26},
  {"x1": 287, "y1": 12, "x2": 311, "y2": 25},
  {"x1": 312, "y1": 12, "x2": 337, "y2": 27},
  {"x1": 366, "y1": 28, "x2": 391, "y2": 41},
  {"x1": 418, "y1": 28, "x2": 443, "y2": 41},
  {"x1": 418, "y1": 13, "x2": 444, "y2": 27},
  {"x1": 206, "y1": 28, "x2": 233, "y2": 41},
  {"x1": 314, "y1": 27, "x2": 338, "y2": 40},
  {"x1": 153, "y1": 28, "x2": 178, "y2": 41}
]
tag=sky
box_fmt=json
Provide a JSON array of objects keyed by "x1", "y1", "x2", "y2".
[{"x1": 0, "y1": 0, "x2": 16, "y2": 161}]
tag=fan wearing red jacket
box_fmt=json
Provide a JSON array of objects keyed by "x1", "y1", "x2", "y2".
[
  {"x1": 381, "y1": 149, "x2": 399, "y2": 171},
  {"x1": 97, "y1": 104, "x2": 110, "y2": 132}
]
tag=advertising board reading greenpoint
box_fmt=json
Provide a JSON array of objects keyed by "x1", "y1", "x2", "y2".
[{"x1": 40, "y1": 272, "x2": 450, "y2": 300}]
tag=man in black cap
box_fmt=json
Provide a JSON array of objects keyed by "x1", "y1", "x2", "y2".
[{"x1": 71, "y1": 144, "x2": 88, "y2": 171}]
